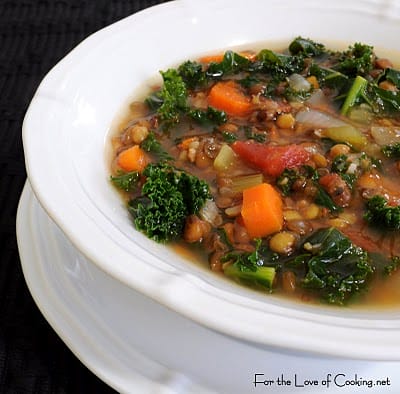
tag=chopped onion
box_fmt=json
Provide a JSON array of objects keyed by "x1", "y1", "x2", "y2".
[
  {"x1": 199, "y1": 199, "x2": 222, "y2": 226},
  {"x1": 287, "y1": 73, "x2": 311, "y2": 92},
  {"x1": 295, "y1": 108, "x2": 347, "y2": 128},
  {"x1": 370, "y1": 126, "x2": 400, "y2": 146},
  {"x1": 305, "y1": 89, "x2": 330, "y2": 108}
]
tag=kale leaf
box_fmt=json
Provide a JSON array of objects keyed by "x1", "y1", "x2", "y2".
[
  {"x1": 364, "y1": 195, "x2": 400, "y2": 230},
  {"x1": 188, "y1": 106, "x2": 227, "y2": 125},
  {"x1": 335, "y1": 42, "x2": 374, "y2": 77},
  {"x1": 341, "y1": 74, "x2": 400, "y2": 117},
  {"x1": 110, "y1": 171, "x2": 140, "y2": 192},
  {"x1": 289, "y1": 36, "x2": 326, "y2": 57},
  {"x1": 382, "y1": 142, "x2": 400, "y2": 159},
  {"x1": 206, "y1": 50, "x2": 251, "y2": 79},
  {"x1": 128, "y1": 163, "x2": 210, "y2": 242},
  {"x1": 378, "y1": 68, "x2": 400, "y2": 89},
  {"x1": 301, "y1": 227, "x2": 374, "y2": 304},
  {"x1": 254, "y1": 49, "x2": 304, "y2": 81},
  {"x1": 145, "y1": 69, "x2": 188, "y2": 129},
  {"x1": 178, "y1": 60, "x2": 206, "y2": 89},
  {"x1": 276, "y1": 166, "x2": 341, "y2": 213},
  {"x1": 140, "y1": 131, "x2": 172, "y2": 161},
  {"x1": 222, "y1": 239, "x2": 277, "y2": 290},
  {"x1": 331, "y1": 154, "x2": 357, "y2": 189}
]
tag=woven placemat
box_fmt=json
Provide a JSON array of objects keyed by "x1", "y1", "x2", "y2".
[{"x1": 0, "y1": 1, "x2": 169, "y2": 392}]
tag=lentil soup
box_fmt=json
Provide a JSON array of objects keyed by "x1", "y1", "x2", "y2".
[{"x1": 109, "y1": 37, "x2": 400, "y2": 307}]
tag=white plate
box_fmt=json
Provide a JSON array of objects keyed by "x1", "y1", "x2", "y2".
[
  {"x1": 16, "y1": 182, "x2": 400, "y2": 393},
  {"x1": 22, "y1": 0, "x2": 400, "y2": 359}
]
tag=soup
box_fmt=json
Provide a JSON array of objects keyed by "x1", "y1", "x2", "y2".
[{"x1": 109, "y1": 37, "x2": 400, "y2": 306}]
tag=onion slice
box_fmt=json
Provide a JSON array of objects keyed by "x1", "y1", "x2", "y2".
[{"x1": 296, "y1": 108, "x2": 347, "y2": 128}]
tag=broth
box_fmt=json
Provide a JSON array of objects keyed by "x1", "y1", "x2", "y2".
[{"x1": 109, "y1": 37, "x2": 400, "y2": 307}]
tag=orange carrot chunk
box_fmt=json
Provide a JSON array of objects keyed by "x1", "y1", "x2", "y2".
[
  {"x1": 208, "y1": 81, "x2": 252, "y2": 117},
  {"x1": 117, "y1": 145, "x2": 149, "y2": 172},
  {"x1": 200, "y1": 51, "x2": 255, "y2": 64},
  {"x1": 199, "y1": 54, "x2": 225, "y2": 64},
  {"x1": 241, "y1": 183, "x2": 283, "y2": 238}
]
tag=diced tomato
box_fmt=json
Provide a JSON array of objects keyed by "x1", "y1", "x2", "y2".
[{"x1": 231, "y1": 141, "x2": 311, "y2": 177}]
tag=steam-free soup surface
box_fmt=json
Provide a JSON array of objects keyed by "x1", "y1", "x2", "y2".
[{"x1": 110, "y1": 37, "x2": 400, "y2": 307}]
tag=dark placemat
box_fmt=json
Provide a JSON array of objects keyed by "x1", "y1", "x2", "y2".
[{"x1": 0, "y1": 1, "x2": 170, "y2": 393}]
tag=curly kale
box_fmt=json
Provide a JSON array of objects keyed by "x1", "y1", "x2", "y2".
[
  {"x1": 289, "y1": 36, "x2": 326, "y2": 57},
  {"x1": 206, "y1": 50, "x2": 251, "y2": 79},
  {"x1": 140, "y1": 131, "x2": 172, "y2": 162},
  {"x1": 364, "y1": 195, "x2": 400, "y2": 230},
  {"x1": 145, "y1": 69, "x2": 188, "y2": 129},
  {"x1": 336, "y1": 42, "x2": 375, "y2": 77},
  {"x1": 178, "y1": 60, "x2": 206, "y2": 89},
  {"x1": 254, "y1": 49, "x2": 305, "y2": 81},
  {"x1": 110, "y1": 171, "x2": 140, "y2": 192},
  {"x1": 300, "y1": 228, "x2": 374, "y2": 305},
  {"x1": 128, "y1": 163, "x2": 210, "y2": 242},
  {"x1": 382, "y1": 142, "x2": 400, "y2": 159},
  {"x1": 220, "y1": 227, "x2": 375, "y2": 303},
  {"x1": 188, "y1": 106, "x2": 227, "y2": 125},
  {"x1": 383, "y1": 256, "x2": 400, "y2": 276}
]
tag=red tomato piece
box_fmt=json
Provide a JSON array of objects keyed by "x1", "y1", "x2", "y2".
[{"x1": 231, "y1": 141, "x2": 311, "y2": 177}]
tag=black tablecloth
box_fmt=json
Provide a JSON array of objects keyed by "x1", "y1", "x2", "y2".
[{"x1": 0, "y1": 1, "x2": 169, "y2": 392}]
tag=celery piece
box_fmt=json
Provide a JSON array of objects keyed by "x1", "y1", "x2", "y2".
[
  {"x1": 231, "y1": 173, "x2": 264, "y2": 193},
  {"x1": 223, "y1": 264, "x2": 276, "y2": 290},
  {"x1": 341, "y1": 75, "x2": 368, "y2": 116},
  {"x1": 322, "y1": 125, "x2": 367, "y2": 151},
  {"x1": 213, "y1": 144, "x2": 237, "y2": 171}
]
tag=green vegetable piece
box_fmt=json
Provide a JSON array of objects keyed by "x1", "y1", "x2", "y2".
[
  {"x1": 276, "y1": 168, "x2": 299, "y2": 196},
  {"x1": 178, "y1": 60, "x2": 206, "y2": 89},
  {"x1": 148, "y1": 68, "x2": 188, "y2": 129},
  {"x1": 110, "y1": 171, "x2": 140, "y2": 192},
  {"x1": 378, "y1": 68, "x2": 400, "y2": 89},
  {"x1": 301, "y1": 227, "x2": 374, "y2": 305},
  {"x1": 243, "y1": 125, "x2": 267, "y2": 143},
  {"x1": 188, "y1": 106, "x2": 227, "y2": 125},
  {"x1": 206, "y1": 50, "x2": 251, "y2": 79},
  {"x1": 384, "y1": 256, "x2": 400, "y2": 276},
  {"x1": 276, "y1": 166, "x2": 341, "y2": 213},
  {"x1": 364, "y1": 195, "x2": 400, "y2": 230},
  {"x1": 128, "y1": 163, "x2": 210, "y2": 242},
  {"x1": 289, "y1": 36, "x2": 326, "y2": 57},
  {"x1": 140, "y1": 131, "x2": 172, "y2": 161},
  {"x1": 255, "y1": 49, "x2": 304, "y2": 80},
  {"x1": 224, "y1": 264, "x2": 276, "y2": 290},
  {"x1": 336, "y1": 43, "x2": 374, "y2": 77},
  {"x1": 308, "y1": 64, "x2": 349, "y2": 92},
  {"x1": 314, "y1": 186, "x2": 342, "y2": 214},
  {"x1": 331, "y1": 154, "x2": 357, "y2": 189},
  {"x1": 222, "y1": 239, "x2": 276, "y2": 290},
  {"x1": 341, "y1": 75, "x2": 368, "y2": 115},
  {"x1": 322, "y1": 125, "x2": 367, "y2": 150},
  {"x1": 366, "y1": 84, "x2": 400, "y2": 114},
  {"x1": 382, "y1": 142, "x2": 400, "y2": 158}
]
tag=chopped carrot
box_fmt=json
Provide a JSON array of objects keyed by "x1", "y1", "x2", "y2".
[
  {"x1": 117, "y1": 145, "x2": 149, "y2": 172},
  {"x1": 199, "y1": 54, "x2": 225, "y2": 64},
  {"x1": 241, "y1": 183, "x2": 283, "y2": 238},
  {"x1": 199, "y1": 51, "x2": 256, "y2": 64},
  {"x1": 208, "y1": 81, "x2": 252, "y2": 117},
  {"x1": 177, "y1": 136, "x2": 198, "y2": 150}
]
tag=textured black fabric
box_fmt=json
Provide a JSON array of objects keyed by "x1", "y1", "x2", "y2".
[{"x1": 0, "y1": 1, "x2": 170, "y2": 393}]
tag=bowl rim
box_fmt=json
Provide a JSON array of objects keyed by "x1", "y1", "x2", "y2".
[{"x1": 22, "y1": 0, "x2": 400, "y2": 360}]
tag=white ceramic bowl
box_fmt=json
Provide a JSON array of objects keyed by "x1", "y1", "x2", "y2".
[{"x1": 23, "y1": 0, "x2": 400, "y2": 360}]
